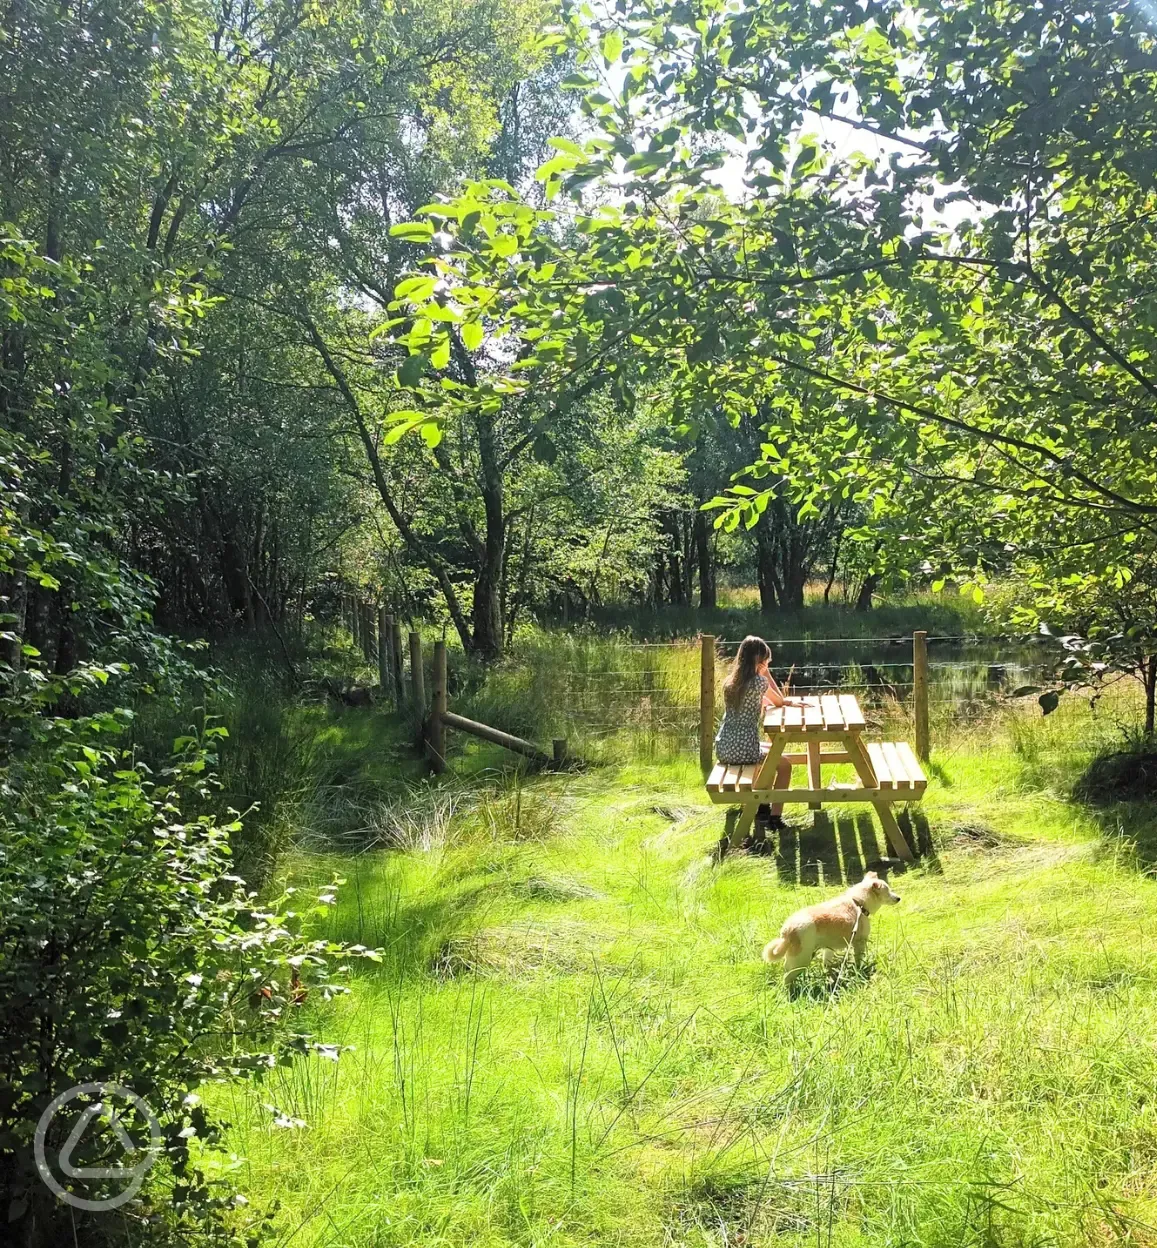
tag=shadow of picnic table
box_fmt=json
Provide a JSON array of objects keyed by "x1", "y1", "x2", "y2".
[{"x1": 768, "y1": 807, "x2": 940, "y2": 888}]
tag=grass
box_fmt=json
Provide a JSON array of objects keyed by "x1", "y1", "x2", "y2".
[{"x1": 206, "y1": 682, "x2": 1157, "y2": 1248}]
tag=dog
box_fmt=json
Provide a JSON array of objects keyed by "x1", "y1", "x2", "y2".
[{"x1": 762, "y1": 871, "x2": 901, "y2": 988}]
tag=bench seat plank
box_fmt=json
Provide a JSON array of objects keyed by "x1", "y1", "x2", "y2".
[
  {"x1": 867, "y1": 742, "x2": 894, "y2": 789},
  {"x1": 896, "y1": 741, "x2": 928, "y2": 792},
  {"x1": 882, "y1": 741, "x2": 912, "y2": 790}
]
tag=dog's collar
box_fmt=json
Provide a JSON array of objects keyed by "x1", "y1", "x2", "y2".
[{"x1": 853, "y1": 901, "x2": 870, "y2": 918}]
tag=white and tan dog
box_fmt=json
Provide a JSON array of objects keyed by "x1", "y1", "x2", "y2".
[{"x1": 763, "y1": 871, "x2": 901, "y2": 987}]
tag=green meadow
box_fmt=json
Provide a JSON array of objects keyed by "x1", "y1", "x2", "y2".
[{"x1": 207, "y1": 669, "x2": 1157, "y2": 1248}]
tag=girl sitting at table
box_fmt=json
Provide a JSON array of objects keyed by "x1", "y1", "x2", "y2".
[{"x1": 715, "y1": 635, "x2": 798, "y2": 839}]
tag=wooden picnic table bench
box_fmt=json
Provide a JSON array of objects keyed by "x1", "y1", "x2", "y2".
[{"x1": 705, "y1": 693, "x2": 925, "y2": 860}]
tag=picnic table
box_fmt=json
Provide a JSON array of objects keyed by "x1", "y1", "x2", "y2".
[{"x1": 705, "y1": 692, "x2": 926, "y2": 860}]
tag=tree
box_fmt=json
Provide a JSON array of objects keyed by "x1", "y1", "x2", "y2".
[{"x1": 382, "y1": 0, "x2": 1157, "y2": 703}]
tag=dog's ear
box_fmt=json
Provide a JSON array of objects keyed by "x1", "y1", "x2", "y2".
[{"x1": 864, "y1": 870, "x2": 878, "y2": 880}]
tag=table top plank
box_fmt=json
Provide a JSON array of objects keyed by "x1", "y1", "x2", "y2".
[
  {"x1": 722, "y1": 764, "x2": 741, "y2": 789},
  {"x1": 838, "y1": 693, "x2": 866, "y2": 728},
  {"x1": 764, "y1": 691, "x2": 866, "y2": 736},
  {"x1": 820, "y1": 694, "x2": 844, "y2": 730}
]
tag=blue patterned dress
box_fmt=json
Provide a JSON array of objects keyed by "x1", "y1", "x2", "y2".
[{"x1": 714, "y1": 675, "x2": 768, "y2": 765}]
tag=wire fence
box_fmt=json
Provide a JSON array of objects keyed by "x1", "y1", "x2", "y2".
[{"x1": 493, "y1": 633, "x2": 1062, "y2": 762}]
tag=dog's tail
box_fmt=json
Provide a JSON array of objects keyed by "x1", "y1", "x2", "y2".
[{"x1": 762, "y1": 938, "x2": 787, "y2": 962}]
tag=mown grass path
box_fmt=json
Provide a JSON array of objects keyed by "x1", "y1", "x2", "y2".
[{"x1": 216, "y1": 706, "x2": 1157, "y2": 1247}]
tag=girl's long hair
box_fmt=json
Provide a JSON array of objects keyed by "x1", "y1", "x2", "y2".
[{"x1": 722, "y1": 635, "x2": 771, "y2": 709}]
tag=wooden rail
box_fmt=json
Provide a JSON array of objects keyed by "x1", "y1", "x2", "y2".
[
  {"x1": 441, "y1": 712, "x2": 550, "y2": 762},
  {"x1": 426, "y1": 640, "x2": 565, "y2": 773}
]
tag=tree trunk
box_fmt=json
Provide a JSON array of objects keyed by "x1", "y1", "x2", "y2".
[
  {"x1": 1146, "y1": 655, "x2": 1156, "y2": 738},
  {"x1": 2, "y1": 571, "x2": 27, "y2": 671},
  {"x1": 781, "y1": 567, "x2": 806, "y2": 611},
  {"x1": 668, "y1": 552, "x2": 685, "y2": 605},
  {"x1": 681, "y1": 512, "x2": 695, "y2": 603},
  {"x1": 694, "y1": 508, "x2": 716, "y2": 610},
  {"x1": 824, "y1": 527, "x2": 844, "y2": 605},
  {"x1": 756, "y1": 532, "x2": 777, "y2": 613},
  {"x1": 855, "y1": 572, "x2": 880, "y2": 612},
  {"x1": 471, "y1": 404, "x2": 506, "y2": 659},
  {"x1": 305, "y1": 317, "x2": 474, "y2": 652}
]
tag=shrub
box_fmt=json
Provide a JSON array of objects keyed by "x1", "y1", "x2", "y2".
[
  {"x1": 0, "y1": 718, "x2": 376, "y2": 1246},
  {"x1": 1074, "y1": 741, "x2": 1157, "y2": 805}
]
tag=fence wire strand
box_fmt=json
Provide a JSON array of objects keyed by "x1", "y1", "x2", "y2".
[{"x1": 540, "y1": 633, "x2": 1057, "y2": 759}]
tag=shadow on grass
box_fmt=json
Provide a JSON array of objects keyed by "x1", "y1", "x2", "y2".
[
  {"x1": 1085, "y1": 801, "x2": 1157, "y2": 871},
  {"x1": 768, "y1": 806, "x2": 940, "y2": 887},
  {"x1": 326, "y1": 864, "x2": 506, "y2": 981},
  {"x1": 1070, "y1": 746, "x2": 1157, "y2": 872},
  {"x1": 787, "y1": 960, "x2": 878, "y2": 1002}
]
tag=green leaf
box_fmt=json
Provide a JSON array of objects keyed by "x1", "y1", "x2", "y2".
[
  {"x1": 547, "y1": 137, "x2": 587, "y2": 158},
  {"x1": 390, "y1": 222, "x2": 434, "y2": 242},
  {"x1": 461, "y1": 321, "x2": 484, "y2": 351},
  {"x1": 430, "y1": 339, "x2": 451, "y2": 370},
  {"x1": 394, "y1": 276, "x2": 436, "y2": 302},
  {"x1": 601, "y1": 30, "x2": 623, "y2": 62},
  {"x1": 398, "y1": 354, "x2": 425, "y2": 387},
  {"x1": 383, "y1": 410, "x2": 427, "y2": 444}
]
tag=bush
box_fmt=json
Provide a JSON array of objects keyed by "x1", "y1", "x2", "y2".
[
  {"x1": 0, "y1": 717, "x2": 376, "y2": 1246},
  {"x1": 1074, "y1": 742, "x2": 1157, "y2": 805}
]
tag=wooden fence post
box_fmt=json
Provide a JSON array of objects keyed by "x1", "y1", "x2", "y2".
[
  {"x1": 360, "y1": 602, "x2": 376, "y2": 663},
  {"x1": 390, "y1": 617, "x2": 404, "y2": 705},
  {"x1": 700, "y1": 634, "x2": 716, "y2": 777},
  {"x1": 381, "y1": 609, "x2": 396, "y2": 698},
  {"x1": 429, "y1": 640, "x2": 447, "y2": 773},
  {"x1": 913, "y1": 630, "x2": 930, "y2": 761},
  {"x1": 409, "y1": 631, "x2": 425, "y2": 713},
  {"x1": 552, "y1": 738, "x2": 568, "y2": 769}
]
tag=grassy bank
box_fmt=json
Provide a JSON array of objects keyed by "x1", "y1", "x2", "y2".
[{"x1": 208, "y1": 687, "x2": 1157, "y2": 1247}]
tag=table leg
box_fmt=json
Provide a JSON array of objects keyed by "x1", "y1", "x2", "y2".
[
  {"x1": 729, "y1": 802, "x2": 756, "y2": 850},
  {"x1": 754, "y1": 734, "x2": 786, "y2": 789},
  {"x1": 722, "y1": 735, "x2": 790, "y2": 850},
  {"x1": 807, "y1": 740, "x2": 822, "y2": 811},
  {"x1": 843, "y1": 733, "x2": 878, "y2": 788},
  {"x1": 874, "y1": 799, "x2": 913, "y2": 861}
]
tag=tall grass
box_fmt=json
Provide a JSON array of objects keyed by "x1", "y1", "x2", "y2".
[
  {"x1": 205, "y1": 681, "x2": 1157, "y2": 1247},
  {"x1": 450, "y1": 625, "x2": 1061, "y2": 770}
]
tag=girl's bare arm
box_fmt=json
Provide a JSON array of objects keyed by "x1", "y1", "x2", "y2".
[{"x1": 763, "y1": 676, "x2": 786, "y2": 708}]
